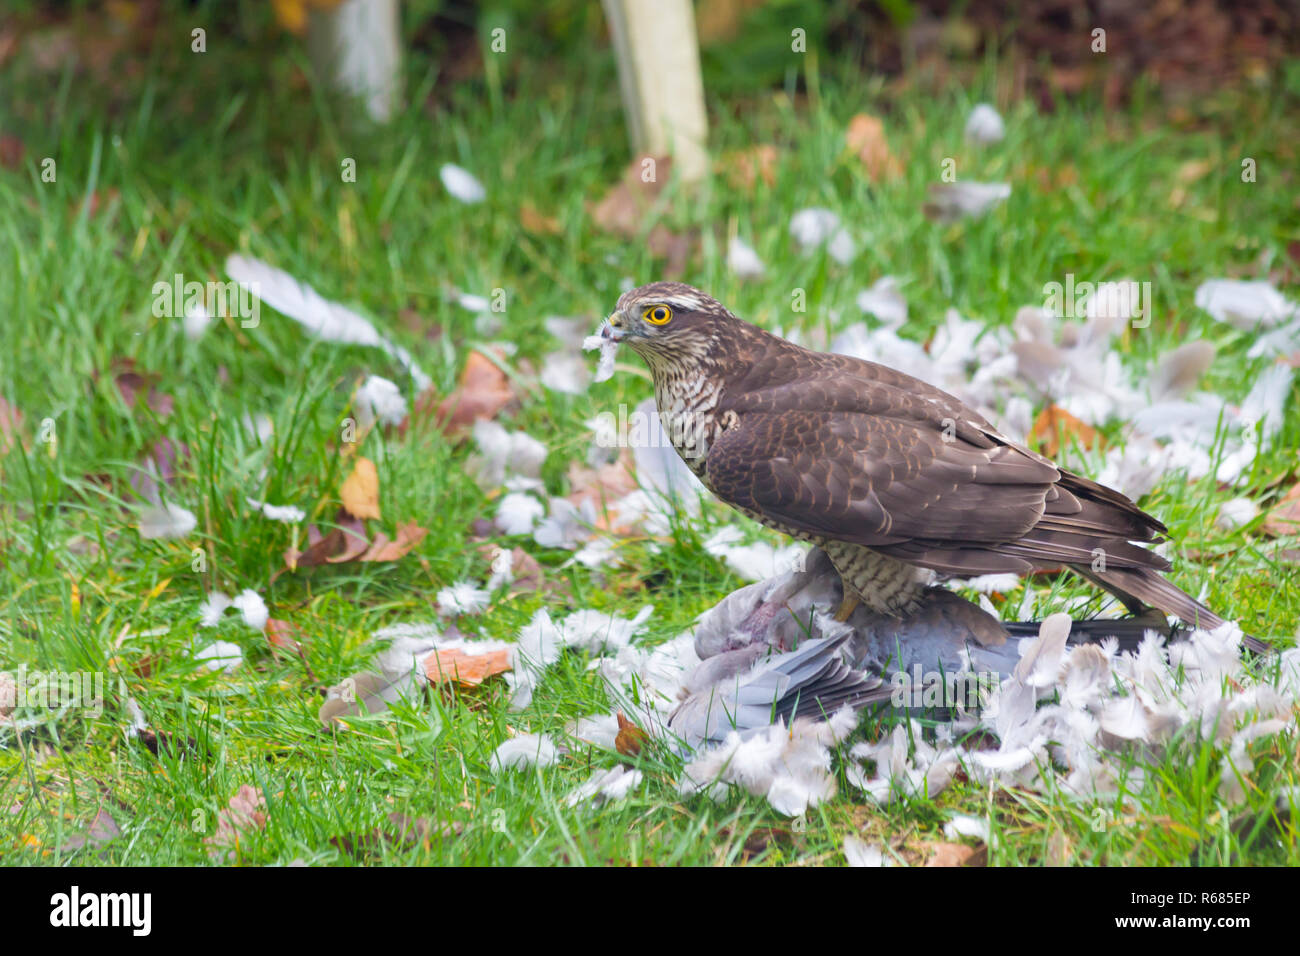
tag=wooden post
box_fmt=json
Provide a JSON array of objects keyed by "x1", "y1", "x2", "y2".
[
  {"x1": 602, "y1": 0, "x2": 709, "y2": 183},
  {"x1": 308, "y1": 0, "x2": 402, "y2": 123}
]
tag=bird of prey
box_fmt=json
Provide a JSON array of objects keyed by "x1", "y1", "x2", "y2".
[{"x1": 600, "y1": 281, "x2": 1261, "y2": 650}]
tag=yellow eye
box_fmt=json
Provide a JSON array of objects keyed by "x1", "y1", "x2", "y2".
[{"x1": 643, "y1": 305, "x2": 672, "y2": 325}]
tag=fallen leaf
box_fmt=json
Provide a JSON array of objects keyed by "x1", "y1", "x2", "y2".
[
  {"x1": 340, "y1": 456, "x2": 381, "y2": 520},
  {"x1": 476, "y1": 544, "x2": 545, "y2": 594},
  {"x1": 646, "y1": 224, "x2": 696, "y2": 279},
  {"x1": 615, "y1": 711, "x2": 649, "y2": 757},
  {"x1": 319, "y1": 672, "x2": 410, "y2": 725},
  {"x1": 567, "y1": 455, "x2": 639, "y2": 535},
  {"x1": 717, "y1": 144, "x2": 780, "y2": 190},
  {"x1": 136, "y1": 728, "x2": 200, "y2": 758},
  {"x1": 1263, "y1": 484, "x2": 1300, "y2": 537},
  {"x1": 281, "y1": 513, "x2": 426, "y2": 576},
  {"x1": 329, "y1": 812, "x2": 459, "y2": 856},
  {"x1": 266, "y1": 618, "x2": 302, "y2": 652},
  {"x1": 520, "y1": 201, "x2": 561, "y2": 235},
  {"x1": 109, "y1": 358, "x2": 173, "y2": 418},
  {"x1": 738, "y1": 825, "x2": 794, "y2": 859},
  {"x1": 59, "y1": 807, "x2": 121, "y2": 853},
  {"x1": 589, "y1": 154, "x2": 671, "y2": 237},
  {"x1": 696, "y1": 0, "x2": 766, "y2": 43},
  {"x1": 205, "y1": 785, "x2": 267, "y2": 853},
  {"x1": 423, "y1": 647, "x2": 512, "y2": 687},
  {"x1": 924, "y1": 842, "x2": 979, "y2": 867},
  {"x1": 846, "y1": 113, "x2": 903, "y2": 181},
  {"x1": 425, "y1": 351, "x2": 515, "y2": 436},
  {"x1": 1176, "y1": 158, "x2": 1213, "y2": 183},
  {"x1": 567, "y1": 456, "x2": 638, "y2": 508},
  {"x1": 359, "y1": 520, "x2": 428, "y2": 561},
  {"x1": 1028, "y1": 404, "x2": 1103, "y2": 457},
  {"x1": 283, "y1": 512, "x2": 369, "y2": 571}
]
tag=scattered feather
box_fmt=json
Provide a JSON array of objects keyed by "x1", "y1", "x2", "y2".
[
  {"x1": 924, "y1": 182, "x2": 1011, "y2": 222},
  {"x1": 436, "y1": 581, "x2": 490, "y2": 617},
  {"x1": 491, "y1": 733, "x2": 559, "y2": 772},
  {"x1": 246, "y1": 498, "x2": 306, "y2": 524},
  {"x1": 195, "y1": 640, "x2": 242, "y2": 672},
  {"x1": 439, "y1": 163, "x2": 486, "y2": 204},
  {"x1": 965, "y1": 103, "x2": 1005, "y2": 144},
  {"x1": 354, "y1": 375, "x2": 407, "y2": 428},
  {"x1": 138, "y1": 503, "x2": 197, "y2": 539},
  {"x1": 726, "y1": 236, "x2": 766, "y2": 278},
  {"x1": 232, "y1": 589, "x2": 269, "y2": 631},
  {"x1": 226, "y1": 255, "x2": 430, "y2": 391}
]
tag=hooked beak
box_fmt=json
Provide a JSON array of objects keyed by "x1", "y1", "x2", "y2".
[{"x1": 601, "y1": 310, "x2": 630, "y2": 342}]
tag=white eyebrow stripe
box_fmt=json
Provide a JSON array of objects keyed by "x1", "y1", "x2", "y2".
[{"x1": 631, "y1": 294, "x2": 706, "y2": 311}]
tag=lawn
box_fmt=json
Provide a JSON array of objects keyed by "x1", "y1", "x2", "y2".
[{"x1": 1, "y1": 8, "x2": 1298, "y2": 866}]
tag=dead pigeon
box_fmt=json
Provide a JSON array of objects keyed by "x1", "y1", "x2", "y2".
[{"x1": 669, "y1": 547, "x2": 1258, "y2": 747}]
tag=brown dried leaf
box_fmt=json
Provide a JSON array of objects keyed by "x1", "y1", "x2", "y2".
[
  {"x1": 330, "y1": 812, "x2": 459, "y2": 856},
  {"x1": 283, "y1": 512, "x2": 370, "y2": 570},
  {"x1": 1263, "y1": 484, "x2": 1300, "y2": 537},
  {"x1": 427, "y1": 351, "x2": 515, "y2": 435},
  {"x1": 520, "y1": 201, "x2": 561, "y2": 235},
  {"x1": 340, "y1": 456, "x2": 381, "y2": 520},
  {"x1": 1029, "y1": 405, "x2": 1103, "y2": 458},
  {"x1": 205, "y1": 785, "x2": 266, "y2": 852},
  {"x1": 717, "y1": 144, "x2": 780, "y2": 190},
  {"x1": 423, "y1": 647, "x2": 512, "y2": 687},
  {"x1": 319, "y1": 672, "x2": 406, "y2": 726},
  {"x1": 110, "y1": 359, "x2": 173, "y2": 418},
  {"x1": 475, "y1": 543, "x2": 545, "y2": 594},
  {"x1": 567, "y1": 454, "x2": 639, "y2": 535},
  {"x1": 359, "y1": 520, "x2": 428, "y2": 562},
  {"x1": 846, "y1": 113, "x2": 903, "y2": 182},
  {"x1": 924, "y1": 842, "x2": 978, "y2": 867},
  {"x1": 567, "y1": 456, "x2": 638, "y2": 508},
  {"x1": 590, "y1": 155, "x2": 671, "y2": 237},
  {"x1": 646, "y1": 225, "x2": 696, "y2": 279},
  {"x1": 266, "y1": 618, "x2": 302, "y2": 652},
  {"x1": 615, "y1": 711, "x2": 649, "y2": 757},
  {"x1": 59, "y1": 807, "x2": 121, "y2": 853}
]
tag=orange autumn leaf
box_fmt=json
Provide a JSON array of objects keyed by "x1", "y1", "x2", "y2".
[
  {"x1": 429, "y1": 351, "x2": 515, "y2": 435},
  {"x1": 340, "y1": 456, "x2": 381, "y2": 520},
  {"x1": 520, "y1": 201, "x2": 561, "y2": 235},
  {"x1": 717, "y1": 144, "x2": 780, "y2": 190},
  {"x1": 360, "y1": 520, "x2": 428, "y2": 561},
  {"x1": 1028, "y1": 405, "x2": 1103, "y2": 458},
  {"x1": 567, "y1": 455, "x2": 639, "y2": 535},
  {"x1": 846, "y1": 113, "x2": 902, "y2": 182},
  {"x1": 423, "y1": 647, "x2": 512, "y2": 687},
  {"x1": 1263, "y1": 483, "x2": 1300, "y2": 537},
  {"x1": 589, "y1": 155, "x2": 671, "y2": 237},
  {"x1": 925, "y1": 842, "x2": 980, "y2": 867},
  {"x1": 615, "y1": 711, "x2": 649, "y2": 757}
]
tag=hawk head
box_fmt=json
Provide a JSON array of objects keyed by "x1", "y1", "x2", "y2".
[{"x1": 602, "y1": 282, "x2": 732, "y2": 370}]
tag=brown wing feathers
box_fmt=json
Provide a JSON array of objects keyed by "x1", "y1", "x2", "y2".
[{"x1": 708, "y1": 325, "x2": 1249, "y2": 639}]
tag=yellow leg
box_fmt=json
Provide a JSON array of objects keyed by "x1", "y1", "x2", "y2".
[{"x1": 834, "y1": 590, "x2": 860, "y2": 622}]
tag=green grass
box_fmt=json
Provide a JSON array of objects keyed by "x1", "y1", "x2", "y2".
[{"x1": 1, "y1": 12, "x2": 1298, "y2": 865}]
